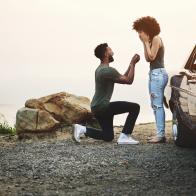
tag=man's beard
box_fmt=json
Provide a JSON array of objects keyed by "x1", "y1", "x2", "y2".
[{"x1": 109, "y1": 55, "x2": 114, "y2": 62}]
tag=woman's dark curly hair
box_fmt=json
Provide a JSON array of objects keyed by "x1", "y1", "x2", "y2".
[
  {"x1": 94, "y1": 43, "x2": 108, "y2": 61},
  {"x1": 133, "y1": 16, "x2": 161, "y2": 40}
]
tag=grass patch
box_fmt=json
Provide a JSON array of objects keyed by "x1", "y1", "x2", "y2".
[{"x1": 0, "y1": 123, "x2": 16, "y2": 135}]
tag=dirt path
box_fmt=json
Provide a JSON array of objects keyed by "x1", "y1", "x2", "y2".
[{"x1": 0, "y1": 122, "x2": 196, "y2": 196}]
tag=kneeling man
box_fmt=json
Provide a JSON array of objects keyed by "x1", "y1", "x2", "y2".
[{"x1": 73, "y1": 43, "x2": 140, "y2": 144}]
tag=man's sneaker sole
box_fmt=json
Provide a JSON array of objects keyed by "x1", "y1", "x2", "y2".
[
  {"x1": 72, "y1": 125, "x2": 80, "y2": 143},
  {"x1": 117, "y1": 141, "x2": 139, "y2": 145}
]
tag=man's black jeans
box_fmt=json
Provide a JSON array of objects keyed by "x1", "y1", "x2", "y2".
[{"x1": 86, "y1": 101, "x2": 140, "y2": 141}]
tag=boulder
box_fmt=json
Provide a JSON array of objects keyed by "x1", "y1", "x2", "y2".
[
  {"x1": 16, "y1": 92, "x2": 95, "y2": 133},
  {"x1": 16, "y1": 107, "x2": 59, "y2": 133},
  {"x1": 25, "y1": 92, "x2": 93, "y2": 124}
]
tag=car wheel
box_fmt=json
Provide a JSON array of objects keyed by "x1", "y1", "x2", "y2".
[{"x1": 173, "y1": 108, "x2": 196, "y2": 148}]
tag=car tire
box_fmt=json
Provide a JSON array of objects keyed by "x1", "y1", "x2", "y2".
[{"x1": 173, "y1": 108, "x2": 196, "y2": 148}]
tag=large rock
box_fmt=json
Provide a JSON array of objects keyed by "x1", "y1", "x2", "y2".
[
  {"x1": 16, "y1": 108, "x2": 59, "y2": 133},
  {"x1": 16, "y1": 92, "x2": 94, "y2": 133}
]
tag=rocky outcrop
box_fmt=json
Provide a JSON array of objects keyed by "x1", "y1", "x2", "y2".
[
  {"x1": 16, "y1": 108, "x2": 59, "y2": 132},
  {"x1": 16, "y1": 92, "x2": 94, "y2": 133}
]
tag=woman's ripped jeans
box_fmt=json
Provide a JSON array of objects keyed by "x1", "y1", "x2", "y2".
[{"x1": 149, "y1": 68, "x2": 168, "y2": 138}]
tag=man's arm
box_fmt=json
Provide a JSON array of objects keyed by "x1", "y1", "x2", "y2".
[
  {"x1": 116, "y1": 64, "x2": 135, "y2": 84},
  {"x1": 124, "y1": 63, "x2": 131, "y2": 76},
  {"x1": 115, "y1": 54, "x2": 140, "y2": 84}
]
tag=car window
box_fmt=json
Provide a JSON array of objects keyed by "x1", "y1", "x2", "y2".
[
  {"x1": 191, "y1": 53, "x2": 196, "y2": 72},
  {"x1": 185, "y1": 45, "x2": 196, "y2": 70}
]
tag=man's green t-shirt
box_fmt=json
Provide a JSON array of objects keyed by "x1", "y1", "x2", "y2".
[{"x1": 91, "y1": 64, "x2": 121, "y2": 114}]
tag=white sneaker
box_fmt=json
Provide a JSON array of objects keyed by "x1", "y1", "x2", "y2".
[
  {"x1": 117, "y1": 133, "x2": 139, "y2": 145},
  {"x1": 72, "y1": 124, "x2": 86, "y2": 143}
]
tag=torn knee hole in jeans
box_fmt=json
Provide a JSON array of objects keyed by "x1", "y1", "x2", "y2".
[
  {"x1": 152, "y1": 104, "x2": 162, "y2": 110},
  {"x1": 150, "y1": 93, "x2": 162, "y2": 110},
  {"x1": 150, "y1": 92, "x2": 158, "y2": 98}
]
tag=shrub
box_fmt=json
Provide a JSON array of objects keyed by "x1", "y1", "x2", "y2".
[{"x1": 0, "y1": 122, "x2": 16, "y2": 135}]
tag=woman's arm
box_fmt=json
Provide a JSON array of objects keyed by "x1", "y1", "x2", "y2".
[{"x1": 143, "y1": 36, "x2": 160, "y2": 61}]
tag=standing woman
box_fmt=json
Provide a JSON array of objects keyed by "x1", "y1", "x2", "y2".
[{"x1": 133, "y1": 16, "x2": 168, "y2": 143}]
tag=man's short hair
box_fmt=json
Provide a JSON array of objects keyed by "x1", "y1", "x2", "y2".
[{"x1": 94, "y1": 43, "x2": 108, "y2": 61}]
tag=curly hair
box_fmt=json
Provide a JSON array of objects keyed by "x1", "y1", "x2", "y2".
[
  {"x1": 94, "y1": 43, "x2": 108, "y2": 61},
  {"x1": 133, "y1": 16, "x2": 161, "y2": 40}
]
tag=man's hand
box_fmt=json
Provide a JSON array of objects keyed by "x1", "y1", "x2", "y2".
[{"x1": 130, "y1": 54, "x2": 140, "y2": 65}]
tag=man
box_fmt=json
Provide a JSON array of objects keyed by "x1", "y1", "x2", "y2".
[{"x1": 73, "y1": 43, "x2": 140, "y2": 144}]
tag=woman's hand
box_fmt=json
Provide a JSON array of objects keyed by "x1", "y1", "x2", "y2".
[
  {"x1": 139, "y1": 32, "x2": 150, "y2": 43},
  {"x1": 143, "y1": 36, "x2": 160, "y2": 61}
]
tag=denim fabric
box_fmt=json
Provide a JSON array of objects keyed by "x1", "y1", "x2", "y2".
[{"x1": 149, "y1": 68, "x2": 168, "y2": 137}]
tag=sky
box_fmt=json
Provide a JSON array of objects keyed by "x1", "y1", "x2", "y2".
[{"x1": 0, "y1": 0, "x2": 195, "y2": 124}]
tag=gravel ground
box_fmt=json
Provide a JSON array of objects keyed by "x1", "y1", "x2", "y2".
[{"x1": 0, "y1": 122, "x2": 196, "y2": 196}]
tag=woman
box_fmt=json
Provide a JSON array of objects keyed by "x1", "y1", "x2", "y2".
[{"x1": 133, "y1": 16, "x2": 168, "y2": 143}]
